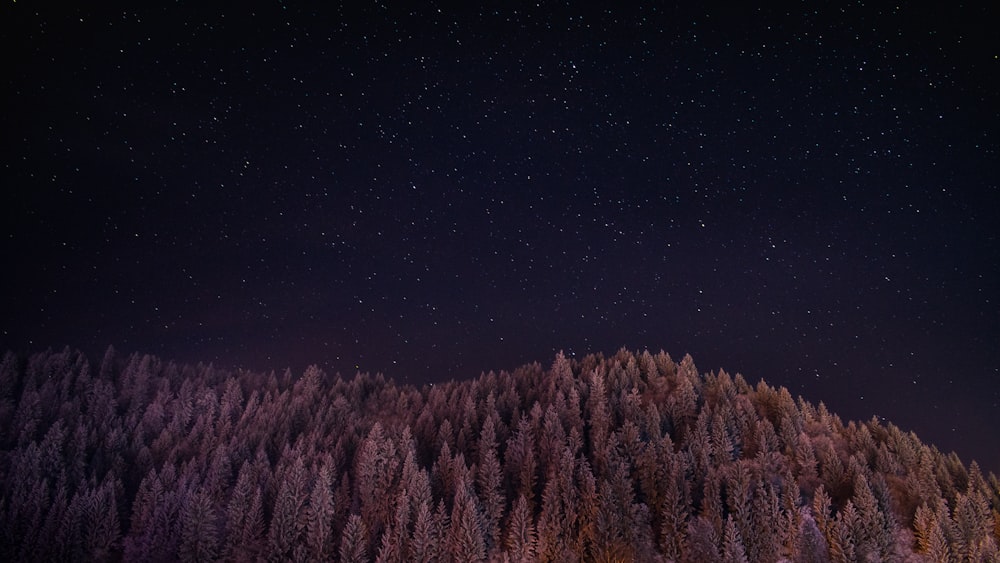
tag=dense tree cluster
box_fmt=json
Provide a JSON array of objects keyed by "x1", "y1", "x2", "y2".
[{"x1": 1, "y1": 346, "x2": 998, "y2": 561}]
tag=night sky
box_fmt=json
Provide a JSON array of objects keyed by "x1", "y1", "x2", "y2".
[{"x1": 3, "y1": 4, "x2": 998, "y2": 470}]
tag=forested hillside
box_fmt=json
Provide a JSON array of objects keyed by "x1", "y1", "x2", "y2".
[{"x1": 1, "y1": 346, "x2": 997, "y2": 561}]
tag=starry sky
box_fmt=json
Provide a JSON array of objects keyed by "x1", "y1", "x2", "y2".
[{"x1": 2, "y1": 3, "x2": 998, "y2": 470}]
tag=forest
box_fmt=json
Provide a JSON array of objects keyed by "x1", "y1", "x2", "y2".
[{"x1": 0, "y1": 346, "x2": 997, "y2": 562}]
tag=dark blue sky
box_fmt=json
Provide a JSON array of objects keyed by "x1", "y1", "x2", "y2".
[{"x1": 3, "y1": 3, "x2": 998, "y2": 470}]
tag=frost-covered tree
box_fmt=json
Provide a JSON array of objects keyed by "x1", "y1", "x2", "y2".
[
  {"x1": 339, "y1": 513, "x2": 369, "y2": 563},
  {"x1": 505, "y1": 494, "x2": 537, "y2": 562},
  {"x1": 1, "y1": 347, "x2": 996, "y2": 562}
]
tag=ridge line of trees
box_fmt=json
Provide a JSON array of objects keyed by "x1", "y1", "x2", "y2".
[{"x1": 1, "y1": 345, "x2": 997, "y2": 561}]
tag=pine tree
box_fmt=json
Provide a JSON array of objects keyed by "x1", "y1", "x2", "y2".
[
  {"x1": 223, "y1": 460, "x2": 266, "y2": 560},
  {"x1": 409, "y1": 500, "x2": 436, "y2": 563},
  {"x1": 267, "y1": 455, "x2": 308, "y2": 561},
  {"x1": 593, "y1": 453, "x2": 648, "y2": 562},
  {"x1": 781, "y1": 468, "x2": 803, "y2": 555},
  {"x1": 49, "y1": 478, "x2": 120, "y2": 562},
  {"x1": 725, "y1": 462, "x2": 753, "y2": 552},
  {"x1": 585, "y1": 369, "x2": 611, "y2": 476},
  {"x1": 953, "y1": 491, "x2": 995, "y2": 562},
  {"x1": 795, "y1": 432, "x2": 821, "y2": 493},
  {"x1": 476, "y1": 416, "x2": 505, "y2": 555},
  {"x1": 722, "y1": 515, "x2": 750, "y2": 563},
  {"x1": 432, "y1": 440, "x2": 454, "y2": 505},
  {"x1": 356, "y1": 422, "x2": 400, "y2": 548},
  {"x1": 831, "y1": 500, "x2": 859, "y2": 563},
  {"x1": 448, "y1": 476, "x2": 486, "y2": 563},
  {"x1": 667, "y1": 355, "x2": 699, "y2": 442},
  {"x1": 686, "y1": 515, "x2": 721, "y2": 562},
  {"x1": 505, "y1": 494, "x2": 537, "y2": 563},
  {"x1": 749, "y1": 482, "x2": 783, "y2": 562},
  {"x1": 711, "y1": 412, "x2": 734, "y2": 466},
  {"x1": 340, "y1": 513, "x2": 369, "y2": 563},
  {"x1": 124, "y1": 468, "x2": 163, "y2": 560},
  {"x1": 35, "y1": 479, "x2": 69, "y2": 561},
  {"x1": 812, "y1": 485, "x2": 833, "y2": 546},
  {"x1": 375, "y1": 487, "x2": 411, "y2": 563},
  {"x1": 851, "y1": 471, "x2": 893, "y2": 561},
  {"x1": 914, "y1": 503, "x2": 952, "y2": 562},
  {"x1": 659, "y1": 456, "x2": 689, "y2": 561},
  {"x1": 179, "y1": 489, "x2": 218, "y2": 563},
  {"x1": 570, "y1": 456, "x2": 599, "y2": 559},
  {"x1": 304, "y1": 462, "x2": 336, "y2": 560},
  {"x1": 796, "y1": 507, "x2": 831, "y2": 563},
  {"x1": 536, "y1": 460, "x2": 573, "y2": 561},
  {"x1": 913, "y1": 503, "x2": 934, "y2": 554},
  {"x1": 433, "y1": 500, "x2": 451, "y2": 560},
  {"x1": 504, "y1": 415, "x2": 537, "y2": 506}
]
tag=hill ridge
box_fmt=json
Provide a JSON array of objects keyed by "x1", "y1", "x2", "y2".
[{"x1": 1, "y1": 346, "x2": 997, "y2": 561}]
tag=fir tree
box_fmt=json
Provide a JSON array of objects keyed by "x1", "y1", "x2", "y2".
[
  {"x1": 179, "y1": 489, "x2": 218, "y2": 563},
  {"x1": 505, "y1": 494, "x2": 537, "y2": 562},
  {"x1": 448, "y1": 477, "x2": 486, "y2": 563},
  {"x1": 340, "y1": 513, "x2": 369, "y2": 563},
  {"x1": 722, "y1": 515, "x2": 750, "y2": 563},
  {"x1": 266, "y1": 455, "x2": 308, "y2": 561},
  {"x1": 304, "y1": 462, "x2": 336, "y2": 560},
  {"x1": 409, "y1": 500, "x2": 436, "y2": 563}
]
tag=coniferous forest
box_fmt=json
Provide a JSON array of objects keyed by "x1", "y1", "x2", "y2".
[{"x1": 1, "y1": 346, "x2": 998, "y2": 562}]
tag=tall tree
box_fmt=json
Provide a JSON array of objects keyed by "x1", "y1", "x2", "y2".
[
  {"x1": 224, "y1": 461, "x2": 266, "y2": 561},
  {"x1": 504, "y1": 415, "x2": 537, "y2": 507},
  {"x1": 686, "y1": 515, "x2": 721, "y2": 562},
  {"x1": 78, "y1": 479, "x2": 123, "y2": 561},
  {"x1": 355, "y1": 422, "x2": 400, "y2": 549},
  {"x1": 339, "y1": 514, "x2": 369, "y2": 563},
  {"x1": 505, "y1": 495, "x2": 537, "y2": 563},
  {"x1": 179, "y1": 489, "x2": 218, "y2": 563},
  {"x1": 476, "y1": 416, "x2": 505, "y2": 555},
  {"x1": 448, "y1": 475, "x2": 486, "y2": 563},
  {"x1": 375, "y1": 487, "x2": 411, "y2": 563},
  {"x1": 409, "y1": 500, "x2": 437, "y2": 563},
  {"x1": 304, "y1": 462, "x2": 336, "y2": 561},
  {"x1": 267, "y1": 455, "x2": 308, "y2": 561},
  {"x1": 722, "y1": 515, "x2": 750, "y2": 563},
  {"x1": 914, "y1": 502, "x2": 952, "y2": 562},
  {"x1": 585, "y1": 370, "x2": 611, "y2": 477},
  {"x1": 796, "y1": 507, "x2": 831, "y2": 563},
  {"x1": 536, "y1": 447, "x2": 578, "y2": 562}
]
